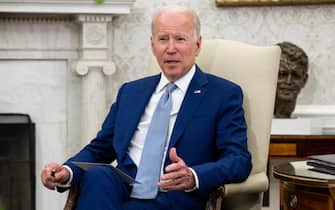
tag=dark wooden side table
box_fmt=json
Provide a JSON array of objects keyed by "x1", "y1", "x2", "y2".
[
  {"x1": 270, "y1": 135, "x2": 335, "y2": 158},
  {"x1": 264, "y1": 135, "x2": 335, "y2": 207},
  {"x1": 273, "y1": 161, "x2": 335, "y2": 210}
]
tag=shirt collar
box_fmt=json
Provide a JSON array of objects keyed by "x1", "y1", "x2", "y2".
[{"x1": 156, "y1": 65, "x2": 196, "y2": 93}]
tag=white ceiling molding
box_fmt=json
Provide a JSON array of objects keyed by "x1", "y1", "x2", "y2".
[{"x1": 0, "y1": 0, "x2": 136, "y2": 14}]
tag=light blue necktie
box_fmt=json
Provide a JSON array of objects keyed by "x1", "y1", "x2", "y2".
[{"x1": 130, "y1": 83, "x2": 177, "y2": 199}]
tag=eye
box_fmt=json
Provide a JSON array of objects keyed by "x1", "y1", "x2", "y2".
[
  {"x1": 175, "y1": 36, "x2": 187, "y2": 43},
  {"x1": 291, "y1": 71, "x2": 303, "y2": 80},
  {"x1": 278, "y1": 71, "x2": 287, "y2": 78},
  {"x1": 292, "y1": 74, "x2": 301, "y2": 80},
  {"x1": 157, "y1": 36, "x2": 169, "y2": 43}
]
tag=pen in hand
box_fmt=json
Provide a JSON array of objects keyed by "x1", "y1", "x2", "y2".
[{"x1": 51, "y1": 168, "x2": 56, "y2": 177}]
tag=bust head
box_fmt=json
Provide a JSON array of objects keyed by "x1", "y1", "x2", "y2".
[{"x1": 274, "y1": 42, "x2": 308, "y2": 118}]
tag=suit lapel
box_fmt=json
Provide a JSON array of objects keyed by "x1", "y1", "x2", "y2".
[
  {"x1": 169, "y1": 67, "x2": 208, "y2": 148},
  {"x1": 116, "y1": 75, "x2": 160, "y2": 161}
]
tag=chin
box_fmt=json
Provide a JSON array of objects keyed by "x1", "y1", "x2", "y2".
[
  {"x1": 163, "y1": 69, "x2": 182, "y2": 79},
  {"x1": 278, "y1": 95, "x2": 297, "y2": 101},
  {"x1": 165, "y1": 74, "x2": 180, "y2": 82}
]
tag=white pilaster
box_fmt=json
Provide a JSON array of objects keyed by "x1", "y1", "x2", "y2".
[{"x1": 75, "y1": 14, "x2": 115, "y2": 146}]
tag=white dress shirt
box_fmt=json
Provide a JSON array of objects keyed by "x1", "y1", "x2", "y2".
[{"x1": 127, "y1": 65, "x2": 199, "y2": 190}]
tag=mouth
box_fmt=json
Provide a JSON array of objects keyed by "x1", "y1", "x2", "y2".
[
  {"x1": 279, "y1": 87, "x2": 294, "y2": 91},
  {"x1": 279, "y1": 88, "x2": 298, "y2": 94},
  {"x1": 164, "y1": 60, "x2": 180, "y2": 64},
  {"x1": 277, "y1": 88, "x2": 299, "y2": 99},
  {"x1": 278, "y1": 84, "x2": 297, "y2": 91}
]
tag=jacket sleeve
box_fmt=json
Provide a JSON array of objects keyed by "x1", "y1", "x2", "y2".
[
  {"x1": 192, "y1": 85, "x2": 252, "y2": 194},
  {"x1": 62, "y1": 84, "x2": 127, "y2": 187}
]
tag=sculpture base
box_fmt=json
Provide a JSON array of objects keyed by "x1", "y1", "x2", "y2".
[{"x1": 271, "y1": 118, "x2": 322, "y2": 135}]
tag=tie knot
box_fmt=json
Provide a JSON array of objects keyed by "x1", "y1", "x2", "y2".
[{"x1": 166, "y1": 83, "x2": 177, "y2": 94}]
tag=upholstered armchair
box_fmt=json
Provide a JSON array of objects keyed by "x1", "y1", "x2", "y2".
[
  {"x1": 149, "y1": 39, "x2": 281, "y2": 210},
  {"x1": 197, "y1": 39, "x2": 281, "y2": 210},
  {"x1": 63, "y1": 39, "x2": 280, "y2": 210}
]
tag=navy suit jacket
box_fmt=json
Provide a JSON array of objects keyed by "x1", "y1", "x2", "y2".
[{"x1": 65, "y1": 66, "x2": 252, "y2": 209}]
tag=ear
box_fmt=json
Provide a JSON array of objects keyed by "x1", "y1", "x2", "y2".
[
  {"x1": 195, "y1": 36, "x2": 202, "y2": 56},
  {"x1": 303, "y1": 73, "x2": 309, "y2": 87},
  {"x1": 150, "y1": 36, "x2": 156, "y2": 57}
]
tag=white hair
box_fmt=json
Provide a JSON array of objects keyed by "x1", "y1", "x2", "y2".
[{"x1": 151, "y1": 5, "x2": 201, "y2": 39}]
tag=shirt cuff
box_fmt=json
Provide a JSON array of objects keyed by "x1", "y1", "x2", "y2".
[
  {"x1": 185, "y1": 167, "x2": 199, "y2": 192},
  {"x1": 56, "y1": 165, "x2": 73, "y2": 188}
]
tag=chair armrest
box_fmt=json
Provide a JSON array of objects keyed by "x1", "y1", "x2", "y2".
[
  {"x1": 63, "y1": 184, "x2": 80, "y2": 210},
  {"x1": 223, "y1": 172, "x2": 269, "y2": 197}
]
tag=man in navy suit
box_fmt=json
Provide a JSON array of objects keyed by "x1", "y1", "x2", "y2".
[{"x1": 41, "y1": 5, "x2": 251, "y2": 210}]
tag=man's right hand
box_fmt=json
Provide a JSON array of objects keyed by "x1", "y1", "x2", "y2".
[{"x1": 41, "y1": 162, "x2": 70, "y2": 190}]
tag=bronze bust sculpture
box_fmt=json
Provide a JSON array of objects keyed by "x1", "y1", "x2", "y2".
[{"x1": 274, "y1": 42, "x2": 309, "y2": 118}]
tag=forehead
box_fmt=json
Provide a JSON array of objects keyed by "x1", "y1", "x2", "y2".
[
  {"x1": 279, "y1": 64, "x2": 305, "y2": 76},
  {"x1": 153, "y1": 12, "x2": 194, "y2": 34},
  {"x1": 281, "y1": 56, "x2": 306, "y2": 72}
]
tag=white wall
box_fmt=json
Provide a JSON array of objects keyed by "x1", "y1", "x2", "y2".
[{"x1": 111, "y1": 0, "x2": 335, "y2": 106}]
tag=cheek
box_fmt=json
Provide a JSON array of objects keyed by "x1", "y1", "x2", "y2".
[
  {"x1": 152, "y1": 45, "x2": 165, "y2": 56},
  {"x1": 178, "y1": 49, "x2": 192, "y2": 59},
  {"x1": 185, "y1": 46, "x2": 200, "y2": 58},
  {"x1": 154, "y1": 52, "x2": 165, "y2": 62},
  {"x1": 293, "y1": 81, "x2": 305, "y2": 88}
]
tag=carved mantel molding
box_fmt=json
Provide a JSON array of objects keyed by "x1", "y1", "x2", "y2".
[{"x1": 0, "y1": 0, "x2": 137, "y2": 146}]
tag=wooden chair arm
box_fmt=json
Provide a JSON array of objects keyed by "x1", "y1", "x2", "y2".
[
  {"x1": 205, "y1": 186, "x2": 224, "y2": 210},
  {"x1": 63, "y1": 184, "x2": 80, "y2": 210}
]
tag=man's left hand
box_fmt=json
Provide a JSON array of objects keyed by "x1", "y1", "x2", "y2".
[{"x1": 158, "y1": 147, "x2": 195, "y2": 191}]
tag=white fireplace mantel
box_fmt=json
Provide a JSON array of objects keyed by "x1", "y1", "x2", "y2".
[
  {"x1": 0, "y1": 2, "x2": 136, "y2": 209},
  {"x1": 0, "y1": 0, "x2": 136, "y2": 14}
]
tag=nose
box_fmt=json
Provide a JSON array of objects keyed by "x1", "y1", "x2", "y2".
[
  {"x1": 166, "y1": 40, "x2": 177, "y2": 54},
  {"x1": 285, "y1": 72, "x2": 292, "y2": 84}
]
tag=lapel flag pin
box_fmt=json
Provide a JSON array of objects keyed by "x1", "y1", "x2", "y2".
[{"x1": 194, "y1": 89, "x2": 201, "y2": 94}]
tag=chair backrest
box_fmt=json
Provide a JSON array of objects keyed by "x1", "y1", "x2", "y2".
[
  {"x1": 148, "y1": 39, "x2": 281, "y2": 209},
  {"x1": 198, "y1": 39, "x2": 280, "y2": 176}
]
